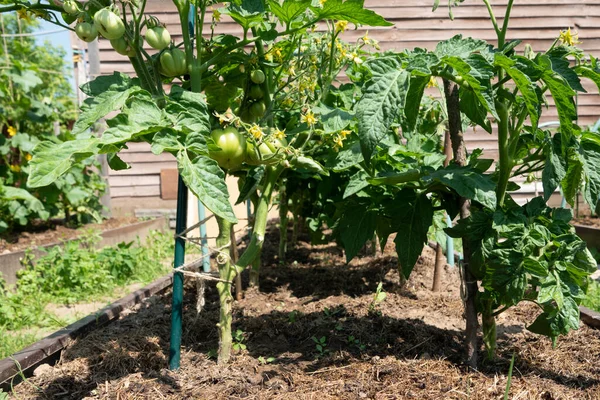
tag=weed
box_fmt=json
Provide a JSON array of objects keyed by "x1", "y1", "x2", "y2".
[
  {"x1": 312, "y1": 336, "x2": 328, "y2": 356},
  {"x1": 288, "y1": 310, "x2": 299, "y2": 323},
  {"x1": 257, "y1": 356, "x2": 275, "y2": 365},
  {"x1": 369, "y1": 282, "x2": 387, "y2": 314},
  {"x1": 232, "y1": 329, "x2": 247, "y2": 351},
  {"x1": 347, "y1": 335, "x2": 366, "y2": 351}
]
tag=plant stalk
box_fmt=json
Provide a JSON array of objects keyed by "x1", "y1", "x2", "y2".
[
  {"x1": 443, "y1": 78, "x2": 479, "y2": 369},
  {"x1": 215, "y1": 215, "x2": 235, "y2": 364},
  {"x1": 278, "y1": 184, "x2": 288, "y2": 262}
]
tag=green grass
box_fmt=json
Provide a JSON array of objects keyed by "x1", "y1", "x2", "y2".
[{"x1": 0, "y1": 229, "x2": 175, "y2": 359}]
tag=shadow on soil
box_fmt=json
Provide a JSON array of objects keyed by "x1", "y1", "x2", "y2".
[{"x1": 27, "y1": 230, "x2": 600, "y2": 398}]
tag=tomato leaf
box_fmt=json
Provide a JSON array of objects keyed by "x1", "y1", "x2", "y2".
[
  {"x1": 338, "y1": 201, "x2": 377, "y2": 262},
  {"x1": 177, "y1": 151, "x2": 237, "y2": 223},
  {"x1": 357, "y1": 57, "x2": 409, "y2": 161},
  {"x1": 267, "y1": 0, "x2": 311, "y2": 25},
  {"x1": 424, "y1": 165, "x2": 497, "y2": 210},
  {"x1": 310, "y1": 0, "x2": 392, "y2": 27}
]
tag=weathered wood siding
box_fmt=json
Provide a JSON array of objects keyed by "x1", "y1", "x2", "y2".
[{"x1": 91, "y1": 0, "x2": 600, "y2": 205}]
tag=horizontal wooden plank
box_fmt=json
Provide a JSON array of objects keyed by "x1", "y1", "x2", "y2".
[
  {"x1": 111, "y1": 185, "x2": 161, "y2": 198},
  {"x1": 108, "y1": 175, "x2": 160, "y2": 187},
  {"x1": 109, "y1": 161, "x2": 177, "y2": 176}
]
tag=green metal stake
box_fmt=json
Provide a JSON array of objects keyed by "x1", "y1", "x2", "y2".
[
  {"x1": 169, "y1": 176, "x2": 188, "y2": 370},
  {"x1": 445, "y1": 213, "x2": 454, "y2": 267},
  {"x1": 198, "y1": 201, "x2": 210, "y2": 272}
]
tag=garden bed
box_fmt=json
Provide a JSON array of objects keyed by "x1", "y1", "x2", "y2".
[
  {"x1": 5, "y1": 227, "x2": 600, "y2": 399},
  {"x1": 0, "y1": 217, "x2": 169, "y2": 285}
]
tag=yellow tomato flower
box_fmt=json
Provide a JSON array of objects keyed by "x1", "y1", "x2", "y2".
[
  {"x1": 362, "y1": 32, "x2": 371, "y2": 45},
  {"x1": 426, "y1": 76, "x2": 438, "y2": 88},
  {"x1": 273, "y1": 128, "x2": 286, "y2": 140},
  {"x1": 249, "y1": 124, "x2": 264, "y2": 140},
  {"x1": 7, "y1": 126, "x2": 17, "y2": 137},
  {"x1": 559, "y1": 27, "x2": 581, "y2": 46},
  {"x1": 213, "y1": 9, "x2": 221, "y2": 22},
  {"x1": 319, "y1": 0, "x2": 327, "y2": 5},
  {"x1": 301, "y1": 110, "x2": 317, "y2": 127},
  {"x1": 347, "y1": 52, "x2": 363, "y2": 64},
  {"x1": 335, "y1": 20, "x2": 348, "y2": 33},
  {"x1": 333, "y1": 135, "x2": 344, "y2": 149},
  {"x1": 16, "y1": 7, "x2": 33, "y2": 23},
  {"x1": 215, "y1": 108, "x2": 235, "y2": 125},
  {"x1": 340, "y1": 130, "x2": 351, "y2": 139},
  {"x1": 25, "y1": 153, "x2": 32, "y2": 161},
  {"x1": 9, "y1": 164, "x2": 21, "y2": 173},
  {"x1": 288, "y1": 65, "x2": 296, "y2": 77}
]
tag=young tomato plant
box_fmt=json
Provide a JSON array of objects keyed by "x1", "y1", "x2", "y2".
[
  {"x1": 6, "y1": 0, "x2": 391, "y2": 364},
  {"x1": 336, "y1": 0, "x2": 600, "y2": 367}
]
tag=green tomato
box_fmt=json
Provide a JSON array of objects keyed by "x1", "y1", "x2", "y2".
[
  {"x1": 159, "y1": 48, "x2": 187, "y2": 77},
  {"x1": 63, "y1": 0, "x2": 79, "y2": 15},
  {"x1": 110, "y1": 37, "x2": 136, "y2": 57},
  {"x1": 265, "y1": 136, "x2": 288, "y2": 153},
  {"x1": 75, "y1": 22, "x2": 98, "y2": 42},
  {"x1": 249, "y1": 101, "x2": 266, "y2": 118},
  {"x1": 245, "y1": 141, "x2": 280, "y2": 166},
  {"x1": 145, "y1": 26, "x2": 171, "y2": 50},
  {"x1": 249, "y1": 85, "x2": 263, "y2": 100},
  {"x1": 250, "y1": 69, "x2": 265, "y2": 84},
  {"x1": 94, "y1": 8, "x2": 125, "y2": 40},
  {"x1": 209, "y1": 127, "x2": 247, "y2": 170}
]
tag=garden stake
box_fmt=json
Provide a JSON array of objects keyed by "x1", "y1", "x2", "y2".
[
  {"x1": 169, "y1": 175, "x2": 188, "y2": 370},
  {"x1": 198, "y1": 201, "x2": 210, "y2": 272},
  {"x1": 444, "y1": 78, "x2": 478, "y2": 369}
]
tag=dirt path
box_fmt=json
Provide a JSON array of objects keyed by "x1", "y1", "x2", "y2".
[{"x1": 8, "y1": 227, "x2": 600, "y2": 399}]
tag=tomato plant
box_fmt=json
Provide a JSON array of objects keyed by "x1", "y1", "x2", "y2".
[{"x1": 6, "y1": 0, "x2": 391, "y2": 365}]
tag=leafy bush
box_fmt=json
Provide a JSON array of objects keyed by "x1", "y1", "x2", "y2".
[{"x1": 0, "y1": 14, "x2": 105, "y2": 233}]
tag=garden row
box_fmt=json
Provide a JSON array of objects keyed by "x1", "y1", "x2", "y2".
[{"x1": 3, "y1": 0, "x2": 600, "y2": 374}]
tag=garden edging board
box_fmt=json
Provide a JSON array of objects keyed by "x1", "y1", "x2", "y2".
[
  {"x1": 0, "y1": 217, "x2": 169, "y2": 286},
  {"x1": 0, "y1": 273, "x2": 173, "y2": 387}
]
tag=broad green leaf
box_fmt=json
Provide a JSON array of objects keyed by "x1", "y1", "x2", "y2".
[
  {"x1": 424, "y1": 165, "x2": 497, "y2": 210},
  {"x1": 79, "y1": 72, "x2": 133, "y2": 96},
  {"x1": 561, "y1": 148, "x2": 583, "y2": 205},
  {"x1": 107, "y1": 153, "x2": 129, "y2": 170},
  {"x1": 459, "y1": 86, "x2": 492, "y2": 133},
  {"x1": 546, "y1": 49, "x2": 585, "y2": 92},
  {"x1": 495, "y1": 53, "x2": 540, "y2": 130},
  {"x1": 313, "y1": 103, "x2": 354, "y2": 133},
  {"x1": 389, "y1": 190, "x2": 434, "y2": 278},
  {"x1": 434, "y1": 35, "x2": 488, "y2": 59},
  {"x1": 72, "y1": 86, "x2": 144, "y2": 135},
  {"x1": 310, "y1": 0, "x2": 392, "y2": 27},
  {"x1": 357, "y1": 57, "x2": 409, "y2": 161},
  {"x1": 169, "y1": 86, "x2": 211, "y2": 134},
  {"x1": 575, "y1": 64, "x2": 600, "y2": 93},
  {"x1": 267, "y1": 0, "x2": 311, "y2": 25},
  {"x1": 484, "y1": 261, "x2": 527, "y2": 307},
  {"x1": 540, "y1": 56, "x2": 577, "y2": 142},
  {"x1": 538, "y1": 273, "x2": 564, "y2": 309},
  {"x1": 328, "y1": 141, "x2": 364, "y2": 171},
  {"x1": 151, "y1": 131, "x2": 184, "y2": 155},
  {"x1": 403, "y1": 74, "x2": 430, "y2": 132},
  {"x1": 444, "y1": 55, "x2": 498, "y2": 120},
  {"x1": 338, "y1": 202, "x2": 377, "y2": 262},
  {"x1": 223, "y1": 0, "x2": 265, "y2": 30},
  {"x1": 343, "y1": 170, "x2": 369, "y2": 198},
  {"x1": 581, "y1": 132, "x2": 600, "y2": 213},
  {"x1": 2, "y1": 186, "x2": 45, "y2": 213},
  {"x1": 527, "y1": 297, "x2": 580, "y2": 342},
  {"x1": 27, "y1": 139, "x2": 100, "y2": 188},
  {"x1": 177, "y1": 151, "x2": 237, "y2": 223}
]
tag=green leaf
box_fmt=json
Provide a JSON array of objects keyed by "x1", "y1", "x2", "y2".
[
  {"x1": 495, "y1": 54, "x2": 540, "y2": 130},
  {"x1": 151, "y1": 131, "x2": 184, "y2": 155},
  {"x1": 338, "y1": 202, "x2": 377, "y2": 262},
  {"x1": 575, "y1": 64, "x2": 600, "y2": 93},
  {"x1": 459, "y1": 87, "x2": 492, "y2": 133},
  {"x1": 310, "y1": 0, "x2": 392, "y2": 27},
  {"x1": 313, "y1": 103, "x2": 354, "y2": 133},
  {"x1": 79, "y1": 72, "x2": 133, "y2": 96},
  {"x1": 328, "y1": 141, "x2": 363, "y2": 171},
  {"x1": 107, "y1": 153, "x2": 129, "y2": 170},
  {"x1": 267, "y1": 0, "x2": 311, "y2": 25},
  {"x1": 27, "y1": 139, "x2": 100, "y2": 188},
  {"x1": 223, "y1": 0, "x2": 265, "y2": 30},
  {"x1": 444, "y1": 55, "x2": 498, "y2": 120},
  {"x1": 527, "y1": 297, "x2": 579, "y2": 342},
  {"x1": 2, "y1": 186, "x2": 45, "y2": 213},
  {"x1": 538, "y1": 272, "x2": 565, "y2": 309},
  {"x1": 425, "y1": 165, "x2": 497, "y2": 210},
  {"x1": 177, "y1": 151, "x2": 237, "y2": 223},
  {"x1": 388, "y1": 190, "x2": 434, "y2": 278},
  {"x1": 236, "y1": 166, "x2": 265, "y2": 204},
  {"x1": 169, "y1": 86, "x2": 211, "y2": 134},
  {"x1": 403, "y1": 74, "x2": 430, "y2": 132},
  {"x1": 561, "y1": 148, "x2": 584, "y2": 206},
  {"x1": 542, "y1": 135, "x2": 566, "y2": 201},
  {"x1": 484, "y1": 261, "x2": 527, "y2": 307},
  {"x1": 72, "y1": 86, "x2": 145, "y2": 135},
  {"x1": 343, "y1": 170, "x2": 369, "y2": 198},
  {"x1": 357, "y1": 57, "x2": 409, "y2": 161},
  {"x1": 434, "y1": 35, "x2": 488, "y2": 59},
  {"x1": 580, "y1": 131, "x2": 600, "y2": 213},
  {"x1": 539, "y1": 56, "x2": 577, "y2": 143}
]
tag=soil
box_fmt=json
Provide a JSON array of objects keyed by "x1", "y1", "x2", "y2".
[
  {"x1": 573, "y1": 216, "x2": 600, "y2": 230},
  {"x1": 0, "y1": 217, "x2": 140, "y2": 254},
  {"x1": 7, "y1": 226, "x2": 600, "y2": 399}
]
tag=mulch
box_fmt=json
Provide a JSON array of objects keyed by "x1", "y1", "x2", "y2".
[{"x1": 7, "y1": 226, "x2": 600, "y2": 399}]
